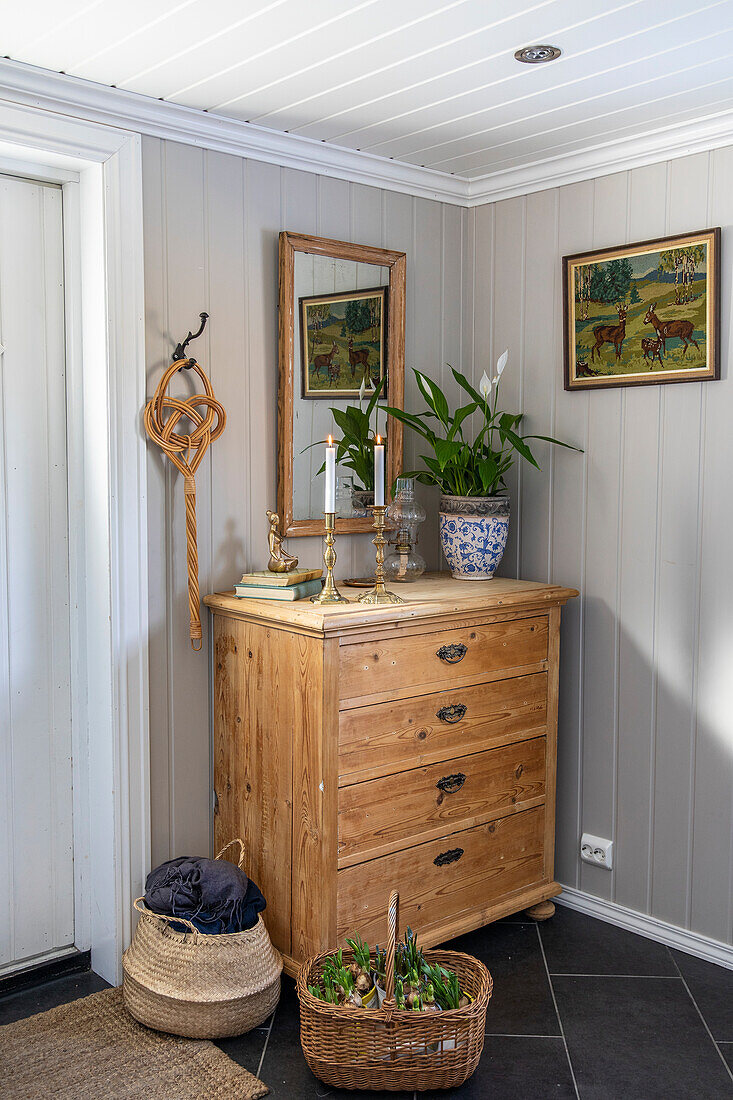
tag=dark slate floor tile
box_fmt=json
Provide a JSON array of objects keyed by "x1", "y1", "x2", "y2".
[
  {"x1": 216, "y1": 1027, "x2": 269, "y2": 1075},
  {"x1": 554, "y1": 975, "x2": 733, "y2": 1100},
  {"x1": 720, "y1": 1044, "x2": 733, "y2": 1074},
  {"x1": 444, "y1": 921, "x2": 560, "y2": 1036},
  {"x1": 671, "y1": 950, "x2": 733, "y2": 1041},
  {"x1": 260, "y1": 1022, "x2": 414, "y2": 1098},
  {"x1": 0, "y1": 970, "x2": 109, "y2": 1024},
  {"x1": 540, "y1": 906, "x2": 676, "y2": 976},
  {"x1": 423, "y1": 1036, "x2": 575, "y2": 1099}
]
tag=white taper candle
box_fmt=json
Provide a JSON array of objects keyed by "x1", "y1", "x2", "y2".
[
  {"x1": 374, "y1": 435, "x2": 385, "y2": 506},
  {"x1": 325, "y1": 435, "x2": 336, "y2": 513}
]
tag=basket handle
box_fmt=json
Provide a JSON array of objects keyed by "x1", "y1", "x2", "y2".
[
  {"x1": 384, "y1": 890, "x2": 399, "y2": 1005},
  {"x1": 133, "y1": 896, "x2": 199, "y2": 940},
  {"x1": 215, "y1": 837, "x2": 246, "y2": 869}
]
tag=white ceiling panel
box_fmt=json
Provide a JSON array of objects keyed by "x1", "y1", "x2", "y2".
[
  {"x1": 365, "y1": 18, "x2": 733, "y2": 163},
  {"x1": 5, "y1": 0, "x2": 733, "y2": 181}
]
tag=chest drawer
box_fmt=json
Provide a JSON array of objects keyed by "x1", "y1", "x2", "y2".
[
  {"x1": 337, "y1": 805, "x2": 545, "y2": 944},
  {"x1": 339, "y1": 672, "x2": 547, "y2": 780},
  {"x1": 339, "y1": 616, "x2": 548, "y2": 702},
  {"x1": 338, "y1": 736, "x2": 546, "y2": 863}
]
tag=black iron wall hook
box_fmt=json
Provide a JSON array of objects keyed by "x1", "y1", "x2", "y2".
[{"x1": 173, "y1": 312, "x2": 209, "y2": 368}]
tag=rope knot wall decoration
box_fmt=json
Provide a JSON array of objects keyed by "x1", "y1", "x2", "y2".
[{"x1": 144, "y1": 338, "x2": 226, "y2": 650}]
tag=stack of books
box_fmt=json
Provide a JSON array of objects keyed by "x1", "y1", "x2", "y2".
[{"x1": 233, "y1": 568, "x2": 323, "y2": 601}]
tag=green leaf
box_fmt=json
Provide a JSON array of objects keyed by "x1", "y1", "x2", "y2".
[
  {"x1": 383, "y1": 405, "x2": 435, "y2": 443},
  {"x1": 450, "y1": 366, "x2": 484, "y2": 406},
  {"x1": 433, "y1": 438, "x2": 462, "y2": 470},
  {"x1": 448, "y1": 402, "x2": 478, "y2": 441},
  {"x1": 478, "y1": 456, "x2": 499, "y2": 494},
  {"x1": 414, "y1": 370, "x2": 450, "y2": 427},
  {"x1": 523, "y1": 433, "x2": 584, "y2": 453},
  {"x1": 500, "y1": 427, "x2": 540, "y2": 469}
]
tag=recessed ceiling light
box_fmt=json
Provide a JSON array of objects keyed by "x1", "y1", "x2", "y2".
[{"x1": 514, "y1": 44, "x2": 562, "y2": 64}]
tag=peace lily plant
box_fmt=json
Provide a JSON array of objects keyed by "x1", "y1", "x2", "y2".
[{"x1": 384, "y1": 352, "x2": 581, "y2": 579}]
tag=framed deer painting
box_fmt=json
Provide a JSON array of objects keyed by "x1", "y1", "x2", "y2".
[
  {"x1": 563, "y1": 227, "x2": 720, "y2": 390},
  {"x1": 299, "y1": 285, "x2": 388, "y2": 399}
]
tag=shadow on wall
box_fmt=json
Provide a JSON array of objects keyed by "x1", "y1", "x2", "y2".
[{"x1": 554, "y1": 590, "x2": 732, "y2": 941}]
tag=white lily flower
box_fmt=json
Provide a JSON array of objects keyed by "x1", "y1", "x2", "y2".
[
  {"x1": 496, "y1": 349, "x2": 509, "y2": 377},
  {"x1": 479, "y1": 370, "x2": 492, "y2": 400},
  {"x1": 358, "y1": 376, "x2": 366, "y2": 407}
]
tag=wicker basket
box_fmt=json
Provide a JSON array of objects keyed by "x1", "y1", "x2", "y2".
[
  {"x1": 297, "y1": 890, "x2": 492, "y2": 1092},
  {"x1": 122, "y1": 840, "x2": 282, "y2": 1039}
]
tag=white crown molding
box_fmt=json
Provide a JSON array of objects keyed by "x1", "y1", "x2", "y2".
[
  {"x1": 557, "y1": 886, "x2": 733, "y2": 971},
  {"x1": 0, "y1": 58, "x2": 467, "y2": 206},
  {"x1": 466, "y1": 108, "x2": 733, "y2": 206},
  {"x1": 2, "y1": 58, "x2": 733, "y2": 209}
]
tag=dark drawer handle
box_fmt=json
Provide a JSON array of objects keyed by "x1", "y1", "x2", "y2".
[
  {"x1": 436, "y1": 703, "x2": 467, "y2": 724},
  {"x1": 436, "y1": 642, "x2": 467, "y2": 664},
  {"x1": 436, "y1": 772, "x2": 466, "y2": 794},
  {"x1": 433, "y1": 847, "x2": 464, "y2": 867}
]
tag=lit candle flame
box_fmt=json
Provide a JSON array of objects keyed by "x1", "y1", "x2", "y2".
[
  {"x1": 375, "y1": 434, "x2": 382, "y2": 445},
  {"x1": 327, "y1": 434, "x2": 333, "y2": 446}
]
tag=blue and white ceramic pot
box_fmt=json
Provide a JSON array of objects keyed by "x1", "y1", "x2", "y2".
[{"x1": 439, "y1": 494, "x2": 510, "y2": 580}]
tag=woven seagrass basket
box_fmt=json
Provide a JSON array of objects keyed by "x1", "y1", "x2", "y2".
[
  {"x1": 297, "y1": 890, "x2": 492, "y2": 1092},
  {"x1": 122, "y1": 839, "x2": 282, "y2": 1039}
]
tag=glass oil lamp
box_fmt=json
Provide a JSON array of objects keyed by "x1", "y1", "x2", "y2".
[{"x1": 384, "y1": 477, "x2": 426, "y2": 583}]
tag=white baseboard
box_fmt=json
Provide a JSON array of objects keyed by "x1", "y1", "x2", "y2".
[{"x1": 557, "y1": 885, "x2": 733, "y2": 971}]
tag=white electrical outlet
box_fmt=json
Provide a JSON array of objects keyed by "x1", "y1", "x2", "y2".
[{"x1": 580, "y1": 833, "x2": 613, "y2": 870}]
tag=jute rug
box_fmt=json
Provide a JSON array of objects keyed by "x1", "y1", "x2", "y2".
[{"x1": 1, "y1": 986, "x2": 269, "y2": 1098}]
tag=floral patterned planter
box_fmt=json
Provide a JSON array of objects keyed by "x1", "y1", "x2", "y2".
[{"x1": 439, "y1": 495, "x2": 510, "y2": 580}]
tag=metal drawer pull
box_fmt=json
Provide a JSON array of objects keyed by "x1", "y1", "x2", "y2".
[
  {"x1": 436, "y1": 702, "x2": 467, "y2": 724},
  {"x1": 436, "y1": 642, "x2": 467, "y2": 664},
  {"x1": 436, "y1": 772, "x2": 466, "y2": 794},
  {"x1": 433, "y1": 847, "x2": 464, "y2": 867}
]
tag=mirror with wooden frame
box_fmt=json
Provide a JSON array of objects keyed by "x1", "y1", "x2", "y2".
[{"x1": 277, "y1": 231, "x2": 406, "y2": 538}]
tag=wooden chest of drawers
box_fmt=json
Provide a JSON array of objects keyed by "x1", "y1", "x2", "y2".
[{"x1": 205, "y1": 574, "x2": 576, "y2": 976}]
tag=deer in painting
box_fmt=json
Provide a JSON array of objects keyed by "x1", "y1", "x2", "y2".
[
  {"x1": 591, "y1": 302, "x2": 628, "y2": 363},
  {"x1": 313, "y1": 341, "x2": 338, "y2": 381},
  {"x1": 643, "y1": 302, "x2": 700, "y2": 357},
  {"x1": 347, "y1": 337, "x2": 370, "y2": 382},
  {"x1": 641, "y1": 336, "x2": 664, "y2": 368}
]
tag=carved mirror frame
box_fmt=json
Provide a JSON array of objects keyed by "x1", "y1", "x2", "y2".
[{"x1": 277, "y1": 231, "x2": 406, "y2": 538}]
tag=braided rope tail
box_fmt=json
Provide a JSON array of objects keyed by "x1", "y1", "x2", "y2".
[{"x1": 144, "y1": 358, "x2": 226, "y2": 650}]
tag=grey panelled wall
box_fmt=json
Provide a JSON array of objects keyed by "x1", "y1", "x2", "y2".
[
  {"x1": 142, "y1": 138, "x2": 470, "y2": 865},
  {"x1": 466, "y1": 147, "x2": 733, "y2": 946}
]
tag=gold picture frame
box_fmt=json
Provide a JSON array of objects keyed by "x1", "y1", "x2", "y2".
[{"x1": 563, "y1": 227, "x2": 720, "y2": 390}]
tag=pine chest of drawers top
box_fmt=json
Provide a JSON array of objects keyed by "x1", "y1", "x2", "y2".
[{"x1": 204, "y1": 573, "x2": 577, "y2": 642}]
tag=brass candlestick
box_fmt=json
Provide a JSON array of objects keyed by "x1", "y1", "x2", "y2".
[
  {"x1": 358, "y1": 505, "x2": 404, "y2": 605},
  {"x1": 311, "y1": 512, "x2": 349, "y2": 604}
]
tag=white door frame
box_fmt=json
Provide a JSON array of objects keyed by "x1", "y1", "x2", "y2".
[{"x1": 0, "y1": 99, "x2": 149, "y2": 984}]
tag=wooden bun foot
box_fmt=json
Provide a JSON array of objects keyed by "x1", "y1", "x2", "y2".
[{"x1": 525, "y1": 900, "x2": 555, "y2": 921}]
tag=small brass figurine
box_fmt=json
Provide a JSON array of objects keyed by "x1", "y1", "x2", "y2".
[{"x1": 266, "y1": 509, "x2": 299, "y2": 573}]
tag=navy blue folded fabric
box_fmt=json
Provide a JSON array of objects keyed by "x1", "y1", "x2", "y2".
[{"x1": 144, "y1": 855, "x2": 266, "y2": 934}]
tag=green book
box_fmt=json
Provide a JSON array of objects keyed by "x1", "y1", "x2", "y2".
[
  {"x1": 238, "y1": 568, "x2": 322, "y2": 588},
  {"x1": 233, "y1": 578, "x2": 322, "y2": 601}
]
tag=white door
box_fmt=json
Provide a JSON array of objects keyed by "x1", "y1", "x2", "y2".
[{"x1": 0, "y1": 174, "x2": 76, "y2": 975}]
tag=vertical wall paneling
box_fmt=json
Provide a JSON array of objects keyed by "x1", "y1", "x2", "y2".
[
  {"x1": 650, "y1": 152, "x2": 709, "y2": 930},
  {"x1": 614, "y1": 160, "x2": 667, "y2": 914},
  {"x1": 412, "y1": 198, "x2": 444, "y2": 566},
  {"x1": 692, "y1": 145, "x2": 733, "y2": 943},
  {"x1": 520, "y1": 188, "x2": 559, "y2": 584},
  {"x1": 579, "y1": 171, "x2": 628, "y2": 902},
  {"x1": 143, "y1": 147, "x2": 462, "y2": 861},
  {"x1": 491, "y1": 197, "x2": 525, "y2": 578},
  {"x1": 469, "y1": 150, "x2": 733, "y2": 946},
  {"x1": 551, "y1": 182, "x2": 593, "y2": 888}
]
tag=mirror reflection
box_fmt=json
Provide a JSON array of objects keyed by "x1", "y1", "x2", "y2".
[{"x1": 293, "y1": 254, "x2": 390, "y2": 524}]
